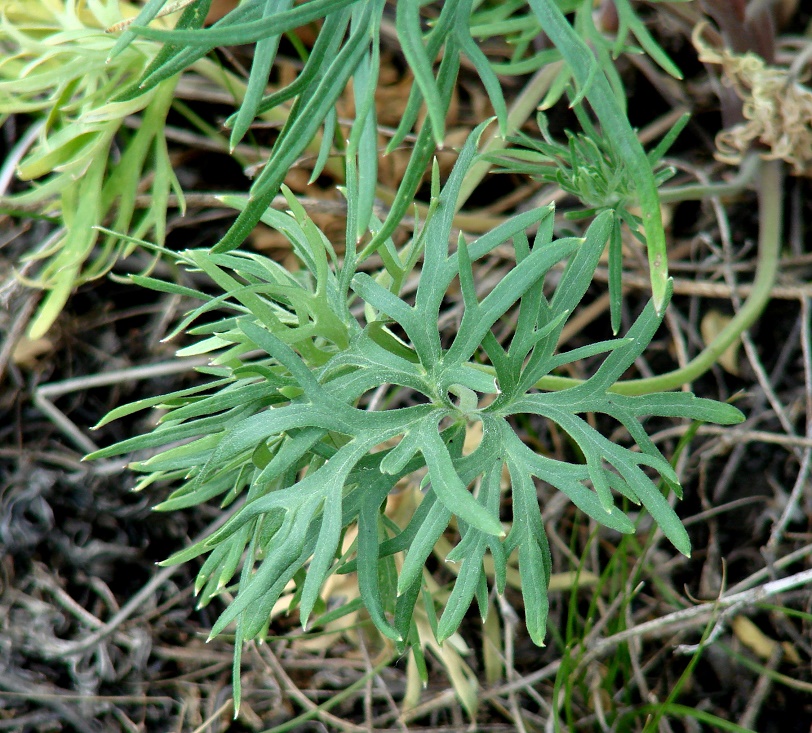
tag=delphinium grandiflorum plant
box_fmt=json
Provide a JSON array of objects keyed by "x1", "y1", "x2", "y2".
[{"x1": 74, "y1": 0, "x2": 745, "y2": 712}]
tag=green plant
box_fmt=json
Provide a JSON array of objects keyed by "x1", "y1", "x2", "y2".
[
  {"x1": 1, "y1": 0, "x2": 679, "y2": 335},
  {"x1": 88, "y1": 125, "x2": 743, "y2": 708},
  {"x1": 0, "y1": 0, "x2": 276, "y2": 339},
  {"x1": 92, "y1": 0, "x2": 680, "y2": 293},
  {"x1": 3, "y1": 0, "x2": 769, "y2": 719},
  {"x1": 0, "y1": 0, "x2": 185, "y2": 338}
]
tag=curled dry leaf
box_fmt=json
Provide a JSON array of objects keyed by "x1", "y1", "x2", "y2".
[{"x1": 693, "y1": 23, "x2": 812, "y2": 175}]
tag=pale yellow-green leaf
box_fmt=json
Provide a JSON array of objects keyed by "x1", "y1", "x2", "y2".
[
  {"x1": 732, "y1": 615, "x2": 801, "y2": 664},
  {"x1": 701, "y1": 309, "x2": 741, "y2": 376}
]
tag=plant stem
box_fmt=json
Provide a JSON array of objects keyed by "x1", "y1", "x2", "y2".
[
  {"x1": 614, "y1": 157, "x2": 781, "y2": 395},
  {"x1": 659, "y1": 152, "x2": 760, "y2": 204}
]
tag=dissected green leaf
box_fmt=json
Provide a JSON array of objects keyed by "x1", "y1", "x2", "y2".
[{"x1": 86, "y1": 123, "x2": 742, "y2": 694}]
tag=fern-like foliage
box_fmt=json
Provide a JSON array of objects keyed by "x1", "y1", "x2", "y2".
[{"x1": 88, "y1": 130, "x2": 742, "y2": 707}]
